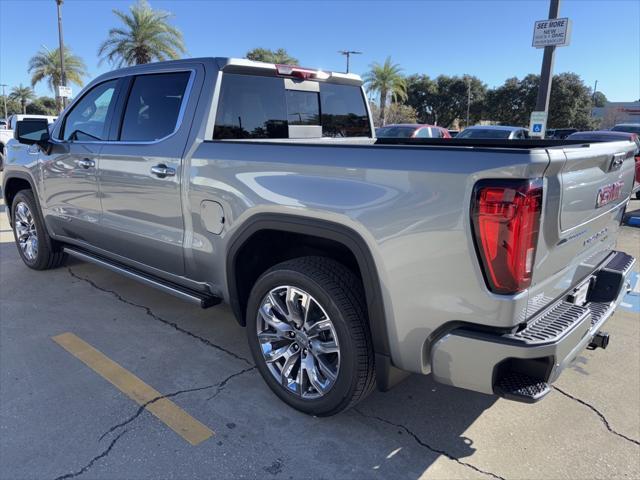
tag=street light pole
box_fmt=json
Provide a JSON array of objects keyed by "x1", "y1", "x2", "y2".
[
  {"x1": 534, "y1": 0, "x2": 561, "y2": 135},
  {"x1": 0, "y1": 84, "x2": 7, "y2": 121},
  {"x1": 55, "y1": 0, "x2": 67, "y2": 111},
  {"x1": 466, "y1": 79, "x2": 471, "y2": 127},
  {"x1": 338, "y1": 50, "x2": 362, "y2": 73}
]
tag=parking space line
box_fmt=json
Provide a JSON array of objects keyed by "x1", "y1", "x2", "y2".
[{"x1": 52, "y1": 332, "x2": 214, "y2": 446}]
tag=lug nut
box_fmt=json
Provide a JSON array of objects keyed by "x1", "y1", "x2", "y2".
[
  {"x1": 303, "y1": 349, "x2": 308, "y2": 355},
  {"x1": 293, "y1": 344, "x2": 299, "y2": 351}
]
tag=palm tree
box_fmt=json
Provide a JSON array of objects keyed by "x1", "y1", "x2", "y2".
[
  {"x1": 9, "y1": 84, "x2": 36, "y2": 114},
  {"x1": 28, "y1": 46, "x2": 88, "y2": 110},
  {"x1": 246, "y1": 48, "x2": 299, "y2": 65},
  {"x1": 363, "y1": 57, "x2": 407, "y2": 126},
  {"x1": 98, "y1": 0, "x2": 186, "y2": 67}
]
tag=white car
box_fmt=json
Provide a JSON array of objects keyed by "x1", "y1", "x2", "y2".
[{"x1": 0, "y1": 114, "x2": 57, "y2": 170}]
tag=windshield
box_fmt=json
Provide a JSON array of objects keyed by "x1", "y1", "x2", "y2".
[
  {"x1": 457, "y1": 128, "x2": 513, "y2": 139},
  {"x1": 376, "y1": 126, "x2": 416, "y2": 138},
  {"x1": 612, "y1": 124, "x2": 640, "y2": 134}
]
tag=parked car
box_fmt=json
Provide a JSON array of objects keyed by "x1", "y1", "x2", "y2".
[
  {"x1": 0, "y1": 114, "x2": 57, "y2": 171},
  {"x1": 3, "y1": 58, "x2": 636, "y2": 416},
  {"x1": 448, "y1": 129, "x2": 459, "y2": 137},
  {"x1": 375, "y1": 123, "x2": 451, "y2": 138},
  {"x1": 567, "y1": 130, "x2": 640, "y2": 199},
  {"x1": 611, "y1": 123, "x2": 640, "y2": 135},
  {"x1": 546, "y1": 128, "x2": 577, "y2": 139},
  {"x1": 457, "y1": 125, "x2": 529, "y2": 139}
]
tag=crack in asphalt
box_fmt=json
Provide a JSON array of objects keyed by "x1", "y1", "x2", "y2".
[
  {"x1": 67, "y1": 267, "x2": 253, "y2": 366},
  {"x1": 53, "y1": 431, "x2": 127, "y2": 480},
  {"x1": 552, "y1": 386, "x2": 640, "y2": 447},
  {"x1": 55, "y1": 366, "x2": 256, "y2": 480},
  {"x1": 353, "y1": 408, "x2": 506, "y2": 480},
  {"x1": 98, "y1": 366, "x2": 256, "y2": 441}
]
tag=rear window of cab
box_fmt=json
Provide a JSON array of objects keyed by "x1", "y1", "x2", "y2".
[{"x1": 213, "y1": 73, "x2": 371, "y2": 139}]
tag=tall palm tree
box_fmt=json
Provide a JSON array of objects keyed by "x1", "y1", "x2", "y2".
[
  {"x1": 363, "y1": 57, "x2": 407, "y2": 125},
  {"x1": 9, "y1": 84, "x2": 36, "y2": 114},
  {"x1": 98, "y1": 0, "x2": 186, "y2": 67},
  {"x1": 28, "y1": 46, "x2": 88, "y2": 110}
]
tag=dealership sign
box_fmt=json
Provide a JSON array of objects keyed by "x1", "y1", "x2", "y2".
[
  {"x1": 532, "y1": 17, "x2": 571, "y2": 48},
  {"x1": 57, "y1": 85, "x2": 72, "y2": 98}
]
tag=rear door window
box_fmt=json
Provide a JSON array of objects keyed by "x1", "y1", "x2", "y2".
[{"x1": 119, "y1": 71, "x2": 191, "y2": 142}]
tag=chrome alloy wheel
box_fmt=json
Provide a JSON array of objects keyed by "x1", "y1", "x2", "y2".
[
  {"x1": 14, "y1": 201, "x2": 38, "y2": 262},
  {"x1": 257, "y1": 286, "x2": 340, "y2": 399}
]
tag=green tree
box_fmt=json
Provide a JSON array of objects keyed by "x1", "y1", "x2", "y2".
[
  {"x1": 9, "y1": 84, "x2": 36, "y2": 114},
  {"x1": 245, "y1": 48, "x2": 298, "y2": 65},
  {"x1": 404, "y1": 74, "x2": 437, "y2": 123},
  {"x1": 98, "y1": 0, "x2": 186, "y2": 67},
  {"x1": 28, "y1": 46, "x2": 87, "y2": 110},
  {"x1": 369, "y1": 101, "x2": 417, "y2": 125},
  {"x1": 592, "y1": 91, "x2": 607, "y2": 108},
  {"x1": 26, "y1": 96, "x2": 58, "y2": 115},
  {"x1": 0, "y1": 96, "x2": 22, "y2": 117},
  {"x1": 363, "y1": 57, "x2": 407, "y2": 126}
]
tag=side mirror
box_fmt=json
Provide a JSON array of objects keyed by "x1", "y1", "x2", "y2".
[{"x1": 14, "y1": 119, "x2": 50, "y2": 147}]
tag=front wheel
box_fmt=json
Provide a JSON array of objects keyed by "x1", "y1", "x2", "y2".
[
  {"x1": 11, "y1": 190, "x2": 66, "y2": 270},
  {"x1": 246, "y1": 256, "x2": 375, "y2": 416}
]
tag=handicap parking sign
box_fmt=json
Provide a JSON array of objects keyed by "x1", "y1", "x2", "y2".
[
  {"x1": 529, "y1": 111, "x2": 547, "y2": 137},
  {"x1": 533, "y1": 123, "x2": 542, "y2": 133}
]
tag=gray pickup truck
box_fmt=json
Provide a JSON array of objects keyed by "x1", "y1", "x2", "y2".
[{"x1": 3, "y1": 58, "x2": 637, "y2": 416}]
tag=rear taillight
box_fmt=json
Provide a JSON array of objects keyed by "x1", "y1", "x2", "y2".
[
  {"x1": 471, "y1": 179, "x2": 543, "y2": 294},
  {"x1": 634, "y1": 155, "x2": 640, "y2": 183}
]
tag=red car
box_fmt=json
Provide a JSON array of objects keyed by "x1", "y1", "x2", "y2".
[
  {"x1": 376, "y1": 123, "x2": 451, "y2": 139},
  {"x1": 567, "y1": 130, "x2": 640, "y2": 199}
]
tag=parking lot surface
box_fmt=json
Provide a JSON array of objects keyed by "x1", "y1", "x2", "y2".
[{"x1": 1, "y1": 191, "x2": 639, "y2": 480}]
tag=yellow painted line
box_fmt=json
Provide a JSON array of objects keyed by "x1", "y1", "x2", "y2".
[{"x1": 52, "y1": 332, "x2": 213, "y2": 446}]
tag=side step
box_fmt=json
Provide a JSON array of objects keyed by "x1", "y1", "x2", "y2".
[
  {"x1": 64, "y1": 247, "x2": 221, "y2": 309},
  {"x1": 494, "y1": 372, "x2": 550, "y2": 403}
]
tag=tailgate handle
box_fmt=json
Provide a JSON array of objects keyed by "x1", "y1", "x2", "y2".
[{"x1": 609, "y1": 153, "x2": 625, "y2": 172}]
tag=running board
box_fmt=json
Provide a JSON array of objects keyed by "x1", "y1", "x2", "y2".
[{"x1": 63, "y1": 247, "x2": 221, "y2": 309}]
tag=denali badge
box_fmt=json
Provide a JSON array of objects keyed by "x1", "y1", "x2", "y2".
[{"x1": 596, "y1": 181, "x2": 623, "y2": 208}]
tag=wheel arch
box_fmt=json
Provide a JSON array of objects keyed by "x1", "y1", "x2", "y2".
[
  {"x1": 2, "y1": 172, "x2": 39, "y2": 224},
  {"x1": 225, "y1": 213, "x2": 391, "y2": 360}
]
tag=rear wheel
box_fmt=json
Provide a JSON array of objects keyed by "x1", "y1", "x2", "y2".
[
  {"x1": 246, "y1": 256, "x2": 375, "y2": 416},
  {"x1": 11, "y1": 190, "x2": 66, "y2": 270}
]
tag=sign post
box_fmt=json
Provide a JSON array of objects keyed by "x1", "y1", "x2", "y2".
[
  {"x1": 57, "y1": 85, "x2": 72, "y2": 98},
  {"x1": 529, "y1": 111, "x2": 548, "y2": 138},
  {"x1": 532, "y1": 0, "x2": 570, "y2": 139}
]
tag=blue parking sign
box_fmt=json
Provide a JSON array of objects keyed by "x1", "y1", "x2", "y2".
[{"x1": 533, "y1": 124, "x2": 542, "y2": 133}]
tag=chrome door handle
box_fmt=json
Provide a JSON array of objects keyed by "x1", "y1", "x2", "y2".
[
  {"x1": 77, "y1": 158, "x2": 95, "y2": 169},
  {"x1": 150, "y1": 164, "x2": 176, "y2": 178}
]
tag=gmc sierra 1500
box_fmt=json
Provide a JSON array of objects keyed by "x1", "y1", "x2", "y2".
[{"x1": 3, "y1": 58, "x2": 637, "y2": 416}]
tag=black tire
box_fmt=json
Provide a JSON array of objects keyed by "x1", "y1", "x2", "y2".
[
  {"x1": 11, "y1": 189, "x2": 66, "y2": 270},
  {"x1": 246, "y1": 256, "x2": 376, "y2": 416}
]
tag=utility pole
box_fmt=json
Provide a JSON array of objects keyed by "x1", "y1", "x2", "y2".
[
  {"x1": 0, "y1": 84, "x2": 7, "y2": 121},
  {"x1": 591, "y1": 79, "x2": 598, "y2": 117},
  {"x1": 55, "y1": 0, "x2": 67, "y2": 111},
  {"x1": 466, "y1": 78, "x2": 471, "y2": 127},
  {"x1": 533, "y1": 0, "x2": 561, "y2": 136},
  {"x1": 338, "y1": 50, "x2": 362, "y2": 73}
]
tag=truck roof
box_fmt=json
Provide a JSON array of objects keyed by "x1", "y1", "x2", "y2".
[{"x1": 99, "y1": 57, "x2": 363, "y2": 86}]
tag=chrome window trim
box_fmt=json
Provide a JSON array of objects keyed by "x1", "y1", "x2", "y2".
[{"x1": 51, "y1": 68, "x2": 196, "y2": 147}]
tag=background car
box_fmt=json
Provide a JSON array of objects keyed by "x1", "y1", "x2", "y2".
[
  {"x1": 448, "y1": 129, "x2": 459, "y2": 137},
  {"x1": 546, "y1": 128, "x2": 577, "y2": 139},
  {"x1": 611, "y1": 123, "x2": 640, "y2": 135},
  {"x1": 567, "y1": 130, "x2": 640, "y2": 199},
  {"x1": 375, "y1": 123, "x2": 451, "y2": 138},
  {"x1": 457, "y1": 125, "x2": 529, "y2": 140}
]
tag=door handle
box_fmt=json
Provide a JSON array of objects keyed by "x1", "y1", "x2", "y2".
[
  {"x1": 150, "y1": 164, "x2": 176, "y2": 178},
  {"x1": 77, "y1": 158, "x2": 95, "y2": 169}
]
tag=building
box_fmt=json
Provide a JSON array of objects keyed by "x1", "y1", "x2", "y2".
[{"x1": 592, "y1": 101, "x2": 640, "y2": 129}]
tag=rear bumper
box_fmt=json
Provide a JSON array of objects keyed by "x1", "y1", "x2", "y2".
[{"x1": 430, "y1": 251, "x2": 635, "y2": 399}]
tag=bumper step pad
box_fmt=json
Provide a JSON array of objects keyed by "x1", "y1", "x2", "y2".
[{"x1": 494, "y1": 372, "x2": 550, "y2": 403}]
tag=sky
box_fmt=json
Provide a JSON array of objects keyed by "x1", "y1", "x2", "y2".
[{"x1": 0, "y1": 0, "x2": 639, "y2": 102}]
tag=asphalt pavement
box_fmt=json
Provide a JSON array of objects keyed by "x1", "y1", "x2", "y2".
[{"x1": 1, "y1": 190, "x2": 639, "y2": 480}]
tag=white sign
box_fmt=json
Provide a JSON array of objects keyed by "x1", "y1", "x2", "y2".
[
  {"x1": 57, "y1": 85, "x2": 72, "y2": 98},
  {"x1": 532, "y1": 17, "x2": 571, "y2": 48},
  {"x1": 529, "y1": 111, "x2": 548, "y2": 137}
]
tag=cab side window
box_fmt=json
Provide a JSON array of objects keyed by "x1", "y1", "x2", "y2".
[
  {"x1": 119, "y1": 72, "x2": 191, "y2": 142},
  {"x1": 62, "y1": 80, "x2": 118, "y2": 141}
]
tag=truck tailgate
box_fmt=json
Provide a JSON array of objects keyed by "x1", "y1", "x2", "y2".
[{"x1": 528, "y1": 140, "x2": 637, "y2": 316}]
